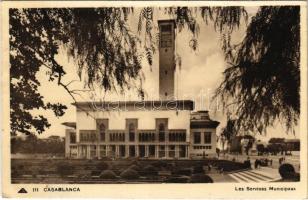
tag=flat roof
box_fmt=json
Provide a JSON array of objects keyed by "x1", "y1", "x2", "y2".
[
  {"x1": 196, "y1": 110, "x2": 209, "y2": 113},
  {"x1": 62, "y1": 122, "x2": 76, "y2": 129},
  {"x1": 191, "y1": 110, "x2": 209, "y2": 114},
  {"x1": 190, "y1": 120, "x2": 220, "y2": 129}
]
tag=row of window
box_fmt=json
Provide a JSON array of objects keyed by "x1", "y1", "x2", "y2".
[
  {"x1": 80, "y1": 132, "x2": 186, "y2": 142},
  {"x1": 139, "y1": 133, "x2": 155, "y2": 142},
  {"x1": 79, "y1": 131, "x2": 212, "y2": 144},
  {"x1": 169, "y1": 132, "x2": 186, "y2": 142},
  {"x1": 80, "y1": 132, "x2": 96, "y2": 142},
  {"x1": 193, "y1": 132, "x2": 212, "y2": 144},
  {"x1": 109, "y1": 133, "x2": 125, "y2": 142},
  {"x1": 81, "y1": 123, "x2": 212, "y2": 144},
  {"x1": 81, "y1": 122, "x2": 186, "y2": 142},
  {"x1": 77, "y1": 144, "x2": 209, "y2": 152},
  {"x1": 160, "y1": 24, "x2": 173, "y2": 48},
  {"x1": 78, "y1": 144, "x2": 187, "y2": 158},
  {"x1": 98, "y1": 122, "x2": 167, "y2": 132}
]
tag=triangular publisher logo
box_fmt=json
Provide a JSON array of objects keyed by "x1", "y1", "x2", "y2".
[{"x1": 18, "y1": 188, "x2": 27, "y2": 193}]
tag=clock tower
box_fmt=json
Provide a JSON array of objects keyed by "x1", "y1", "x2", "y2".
[{"x1": 158, "y1": 20, "x2": 176, "y2": 100}]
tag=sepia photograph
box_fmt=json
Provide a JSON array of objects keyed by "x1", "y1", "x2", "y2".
[{"x1": 2, "y1": 1, "x2": 307, "y2": 198}]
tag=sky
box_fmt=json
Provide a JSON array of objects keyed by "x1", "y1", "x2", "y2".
[{"x1": 33, "y1": 7, "x2": 299, "y2": 141}]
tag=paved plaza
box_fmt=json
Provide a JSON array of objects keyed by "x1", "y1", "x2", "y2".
[
  {"x1": 221, "y1": 153, "x2": 300, "y2": 170},
  {"x1": 212, "y1": 153, "x2": 300, "y2": 183},
  {"x1": 228, "y1": 167, "x2": 281, "y2": 183}
]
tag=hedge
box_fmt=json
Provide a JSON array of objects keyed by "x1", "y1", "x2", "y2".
[
  {"x1": 120, "y1": 169, "x2": 139, "y2": 180},
  {"x1": 190, "y1": 174, "x2": 214, "y2": 183},
  {"x1": 100, "y1": 170, "x2": 117, "y2": 179}
]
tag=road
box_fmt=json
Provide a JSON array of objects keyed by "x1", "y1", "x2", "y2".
[{"x1": 219, "y1": 153, "x2": 300, "y2": 172}]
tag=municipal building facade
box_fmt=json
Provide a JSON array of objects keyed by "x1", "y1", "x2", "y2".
[{"x1": 64, "y1": 19, "x2": 219, "y2": 159}]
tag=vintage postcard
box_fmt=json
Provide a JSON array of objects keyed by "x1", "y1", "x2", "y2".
[{"x1": 1, "y1": 1, "x2": 307, "y2": 198}]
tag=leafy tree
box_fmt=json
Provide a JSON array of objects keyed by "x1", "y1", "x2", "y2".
[
  {"x1": 241, "y1": 135, "x2": 255, "y2": 155},
  {"x1": 11, "y1": 134, "x2": 65, "y2": 154},
  {"x1": 10, "y1": 6, "x2": 300, "y2": 136},
  {"x1": 267, "y1": 143, "x2": 280, "y2": 155},
  {"x1": 215, "y1": 6, "x2": 300, "y2": 134},
  {"x1": 268, "y1": 138, "x2": 285, "y2": 144},
  {"x1": 256, "y1": 144, "x2": 265, "y2": 155},
  {"x1": 219, "y1": 119, "x2": 237, "y2": 153},
  {"x1": 279, "y1": 163, "x2": 299, "y2": 181},
  {"x1": 10, "y1": 9, "x2": 68, "y2": 135},
  {"x1": 10, "y1": 7, "x2": 247, "y2": 136},
  {"x1": 10, "y1": 137, "x2": 23, "y2": 154},
  {"x1": 10, "y1": 8, "x2": 143, "y2": 136}
]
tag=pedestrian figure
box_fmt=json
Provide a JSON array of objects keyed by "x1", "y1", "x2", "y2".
[
  {"x1": 265, "y1": 158, "x2": 268, "y2": 163},
  {"x1": 208, "y1": 164, "x2": 211, "y2": 172},
  {"x1": 244, "y1": 157, "x2": 251, "y2": 169},
  {"x1": 279, "y1": 157, "x2": 283, "y2": 165},
  {"x1": 254, "y1": 159, "x2": 259, "y2": 169},
  {"x1": 257, "y1": 159, "x2": 262, "y2": 168}
]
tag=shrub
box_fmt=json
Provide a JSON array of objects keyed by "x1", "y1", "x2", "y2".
[
  {"x1": 141, "y1": 165, "x2": 158, "y2": 176},
  {"x1": 100, "y1": 157, "x2": 112, "y2": 161},
  {"x1": 11, "y1": 170, "x2": 20, "y2": 178},
  {"x1": 172, "y1": 168, "x2": 192, "y2": 176},
  {"x1": 85, "y1": 166, "x2": 95, "y2": 170},
  {"x1": 38, "y1": 170, "x2": 48, "y2": 175},
  {"x1": 128, "y1": 160, "x2": 140, "y2": 166},
  {"x1": 243, "y1": 160, "x2": 252, "y2": 169},
  {"x1": 100, "y1": 170, "x2": 117, "y2": 179},
  {"x1": 166, "y1": 175, "x2": 190, "y2": 183},
  {"x1": 216, "y1": 160, "x2": 249, "y2": 172},
  {"x1": 32, "y1": 172, "x2": 38, "y2": 178},
  {"x1": 39, "y1": 160, "x2": 51, "y2": 167},
  {"x1": 78, "y1": 173, "x2": 91, "y2": 179},
  {"x1": 120, "y1": 169, "x2": 139, "y2": 180},
  {"x1": 91, "y1": 170, "x2": 101, "y2": 176},
  {"x1": 292, "y1": 173, "x2": 300, "y2": 181},
  {"x1": 193, "y1": 165, "x2": 204, "y2": 174},
  {"x1": 153, "y1": 162, "x2": 176, "y2": 171},
  {"x1": 128, "y1": 164, "x2": 141, "y2": 171},
  {"x1": 57, "y1": 163, "x2": 74, "y2": 177},
  {"x1": 11, "y1": 165, "x2": 17, "y2": 171},
  {"x1": 279, "y1": 163, "x2": 297, "y2": 180},
  {"x1": 16, "y1": 165, "x2": 24, "y2": 171},
  {"x1": 190, "y1": 174, "x2": 214, "y2": 183},
  {"x1": 166, "y1": 162, "x2": 176, "y2": 170},
  {"x1": 96, "y1": 162, "x2": 109, "y2": 171}
]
